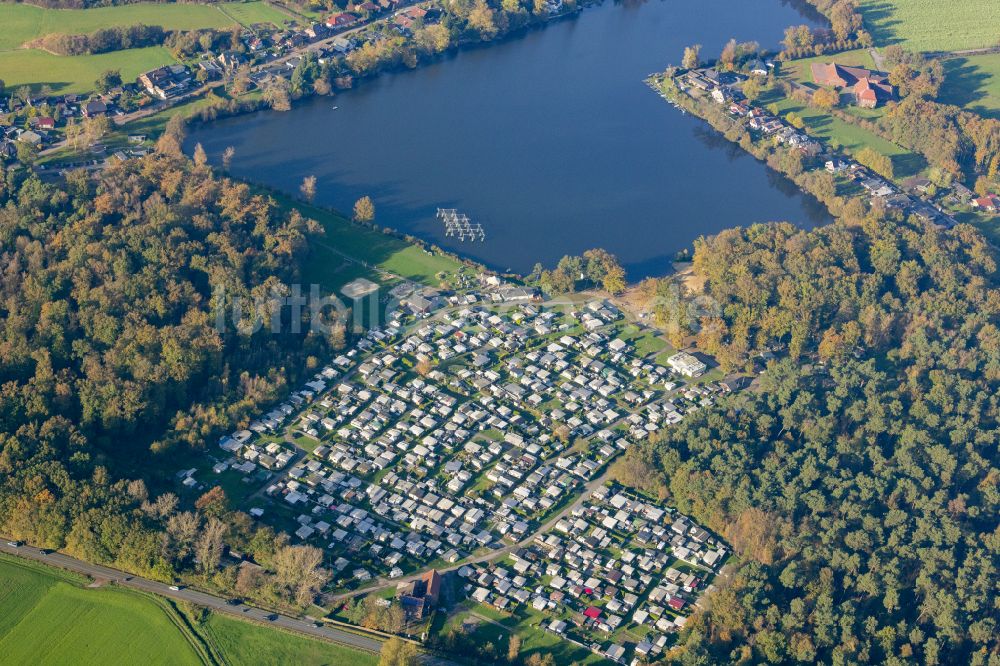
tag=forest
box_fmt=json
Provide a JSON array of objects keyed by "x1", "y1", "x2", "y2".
[
  {"x1": 0, "y1": 150, "x2": 342, "y2": 605},
  {"x1": 615, "y1": 215, "x2": 999, "y2": 665}
]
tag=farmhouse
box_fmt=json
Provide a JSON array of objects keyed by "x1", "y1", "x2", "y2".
[{"x1": 810, "y1": 62, "x2": 894, "y2": 108}]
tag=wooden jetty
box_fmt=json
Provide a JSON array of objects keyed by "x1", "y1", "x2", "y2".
[{"x1": 436, "y1": 208, "x2": 485, "y2": 241}]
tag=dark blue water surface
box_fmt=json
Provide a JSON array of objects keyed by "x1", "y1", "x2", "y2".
[{"x1": 187, "y1": 0, "x2": 830, "y2": 279}]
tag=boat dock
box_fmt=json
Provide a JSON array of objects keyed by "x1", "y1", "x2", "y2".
[{"x1": 436, "y1": 208, "x2": 485, "y2": 241}]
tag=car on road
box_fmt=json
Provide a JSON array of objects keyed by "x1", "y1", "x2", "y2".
[
  {"x1": 39, "y1": 549, "x2": 52, "y2": 555},
  {"x1": 6, "y1": 541, "x2": 23, "y2": 547},
  {"x1": 168, "y1": 585, "x2": 182, "y2": 591},
  {"x1": 226, "y1": 598, "x2": 242, "y2": 606},
  {"x1": 266, "y1": 614, "x2": 278, "y2": 621}
]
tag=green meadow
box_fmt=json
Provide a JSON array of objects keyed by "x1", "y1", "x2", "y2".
[
  {"x1": 0, "y1": 554, "x2": 377, "y2": 666},
  {"x1": 271, "y1": 196, "x2": 467, "y2": 290},
  {"x1": 215, "y1": 1, "x2": 292, "y2": 28},
  {"x1": 0, "y1": 2, "x2": 238, "y2": 51},
  {"x1": 0, "y1": 1, "x2": 291, "y2": 93},
  {"x1": 857, "y1": 0, "x2": 1000, "y2": 52},
  {"x1": 0, "y1": 45, "x2": 177, "y2": 93},
  {"x1": 200, "y1": 613, "x2": 378, "y2": 666},
  {"x1": 0, "y1": 557, "x2": 202, "y2": 666},
  {"x1": 940, "y1": 54, "x2": 1000, "y2": 120}
]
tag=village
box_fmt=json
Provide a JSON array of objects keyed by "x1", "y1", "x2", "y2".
[
  {"x1": 174, "y1": 276, "x2": 732, "y2": 664},
  {"x1": 0, "y1": 2, "x2": 435, "y2": 164},
  {"x1": 0, "y1": 0, "x2": 573, "y2": 170},
  {"x1": 663, "y1": 60, "x2": 1000, "y2": 222}
]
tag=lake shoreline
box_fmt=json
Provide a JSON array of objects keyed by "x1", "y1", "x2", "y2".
[
  {"x1": 178, "y1": 2, "x2": 595, "y2": 136},
  {"x1": 187, "y1": 0, "x2": 831, "y2": 281}
]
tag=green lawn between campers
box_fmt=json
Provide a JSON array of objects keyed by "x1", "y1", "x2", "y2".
[
  {"x1": 856, "y1": 0, "x2": 1000, "y2": 52},
  {"x1": 0, "y1": 554, "x2": 377, "y2": 666}
]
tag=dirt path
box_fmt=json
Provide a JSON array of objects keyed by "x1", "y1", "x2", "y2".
[{"x1": 869, "y1": 47, "x2": 886, "y2": 72}]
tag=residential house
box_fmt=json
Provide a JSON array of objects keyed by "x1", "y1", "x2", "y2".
[
  {"x1": 973, "y1": 195, "x2": 999, "y2": 213},
  {"x1": 325, "y1": 12, "x2": 358, "y2": 28}
]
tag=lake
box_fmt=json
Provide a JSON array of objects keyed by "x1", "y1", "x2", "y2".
[{"x1": 188, "y1": 0, "x2": 831, "y2": 279}]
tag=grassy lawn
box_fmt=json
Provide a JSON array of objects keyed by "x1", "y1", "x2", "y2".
[
  {"x1": 940, "y1": 54, "x2": 1000, "y2": 120},
  {"x1": 762, "y1": 88, "x2": 925, "y2": 180},
  {"x1": 0, "y1": 554, "x2": 379, "y2": 666},
  {"x1": 268, "y1": 196, "x2": 466, "y2": 291},
  {"x1": 856, "y1": 0, "x2": 1000, "y2": 52},
  {"x1": 0, "y1": 557, "x2": 203, "y2": 666},
  {"x1": 0, "y1": 45, "x2": 176, "y2": 94},
  {"x1": 216, "y1": 1, "x2": 293, "y2": 28},
  {"x1": 0, "y1": 1, "x2": 288, "y2": 94},
  {"x1": 200, "y1": 612, "x2": 378, "y2": 666},
  {"x1": 0, "y1": 2, "x2": 239, "y2": 51},
  {"x1": 445, "y1": 603, "x2": 611, "y2": 665}
]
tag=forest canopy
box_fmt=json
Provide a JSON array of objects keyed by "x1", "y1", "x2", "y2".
[
  {"x1": 623, "y1": 218, "x2": 999, "y2": 665},
  {"x1": 0, "y1": 155, "x2": 337, "y2": 589}
]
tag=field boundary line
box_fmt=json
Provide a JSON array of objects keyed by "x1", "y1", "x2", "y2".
[{"x1": 129, "y1": 588, "x2": 221, "y2": 666}]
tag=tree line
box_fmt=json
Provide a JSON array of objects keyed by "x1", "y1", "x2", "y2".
[
  {"x1": 0, "y1": 144, "x2": 346, "y2": 607},
  {"x1": 617, "y1": 215, "x2": 999, "y2": 665},
  {"x1": 527, "y1": 248, "x2": 628, "y2": 296},
  {"x1": 28, "y1": 23, "x2": 166, "y2": 55}
]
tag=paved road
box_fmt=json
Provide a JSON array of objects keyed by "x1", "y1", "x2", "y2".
[
  {"x1": 327, "y1": 438, "x2": 624, "y2": 605},
  {"x1": 0, "y1": 540, "x2": 383, "y2": 654}
]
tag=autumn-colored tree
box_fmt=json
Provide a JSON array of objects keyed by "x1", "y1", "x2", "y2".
[
  {"x1": 468, "y1": 0, "x2": 498, "y2": 39},
  {"x1": 195, "y1": 517, "x2": 226, "y2": 572},
  {"x1": 354, "y1": 195, "x2": 375, "y2": 222},
  {"x1": 681, "y1": 44, "x2": 701, "y2": 70},
  {"x1": 300, "y1": 175, "x2": 317, "y2": 203},
  {"x1": 193, "y1": 142, "x2": 208, "y2": 167},
  {"x1": 379, "y1": 637, "x2": 419, "y2": 666},
  {"x1": 719, "y1": 39, "x2": 737, "y2": 71},
  {"x1": 195, "y1": 486, "x2": 228, "y2": 517},
  {"x1": 263, "y1": 76, "x2": 292, "y2": 111},
  {"x1": 507, "y1": 633, "x2": 522, "y2": 663},
  {"x1": 742, "y1": 76, "x2": 765, "y2": 102},
  {"x1": 811, "y1": 87, "x2": 839, "y2": 110},
  {"x1": 272, "y1": 544, "x2": 329, "y2": 606}
]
